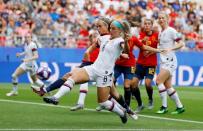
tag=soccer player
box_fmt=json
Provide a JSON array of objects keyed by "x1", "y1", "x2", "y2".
[
  {"x1": 156, "y1": 12, "x2": 185, "y2": 114},
  {"x1": 96, "y1": 22, "x2": 162, "y2": 112},
  {"x1": 131, "y1": 19, "x2": 159, "y2": 112},
  {"x1": 43, "y1": 20, "x2": 133, "y2": 123},
  {"x1": 6, "y1": 33, "x2": 44, "y2": 96}
]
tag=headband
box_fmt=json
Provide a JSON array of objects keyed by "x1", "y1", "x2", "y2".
[{"x1": 112, "y1": 21, "x2": 124, "y2": 31}]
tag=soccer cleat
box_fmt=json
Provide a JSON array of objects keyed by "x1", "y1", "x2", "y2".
[
  {"x1": 120, "y1": 111, "x2": 128, "y2": 124},
  {"x1": 171, "y1": 107, "x2": 185, "y2": 114},
  {"x1": 135, "y1": 103, "x2": 145, "y2": 113},
  {"x1": 96, "y1": 105, "x2": 105, "y2": 111},
  {"x1": 43, "y1": 96, "x2": 59, "y2": 105},
  {"x1": 70, "y1": 104, "x2": 84, "y2": 111},
  {"x1": 156, "y1": 106, "x2": 168, "y2": 114},
  {"x1": 126, "y1": 108, "x2": 138, "y2": 120},
  {"x1": 148, "y1": 100, "x2": 154, "y2": 110},
  {"x1": 6, "y1": 91, "x2": 18, "y2": 96}
]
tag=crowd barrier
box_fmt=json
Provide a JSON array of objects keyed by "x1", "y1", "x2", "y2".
[{"x1": 0, "y1": 47, "x2": 203, "y2": 87}]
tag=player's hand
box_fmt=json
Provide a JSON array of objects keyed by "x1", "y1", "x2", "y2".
[
  {"x1": 16, "y1": 53, "x2": 20, "y2": 57},
  {"x1": 142, "y1": 36, "x2": 149, "y2": 43},
  {"x1": 161, "y1": 48, "x2": 172, "y2": 54},
  {"x1": 143, "y1": 51, "x2": 153, "y2": 57},
  {"x1": 121, "y1": 53, "x2": 129, "y2": 59}
]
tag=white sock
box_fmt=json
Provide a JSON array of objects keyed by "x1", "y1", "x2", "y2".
[
  {"x1": 77, "y1": 82, "x2": 89, "y2": 105},
  {"x1": 80, "y1": 82, "x2": 88, "y2": 89},
  {"x1": 158, "y1": 83, "x2": 167, "y2": 108},
  {"x1": 34, "y1": 79, "x2": 44, "y2": 87},
  {"x1": 77, "y1": 91, "x2": 87, "y2": 105},
  {"x1": 54, "y1": 78, "x2": 75, "y2": 100},
  {"x1": 12, "y1": 85, "x2": 18, "y2": 92},
  {"x1": 167, "y1": 87, "x2": 183, "y2": 108},
  {"x1": 100, "y1": 100, "x2": 124, "y2": 117},
  {"x1": 110, "y1": 97, "x2": 124, "y2": 111}
]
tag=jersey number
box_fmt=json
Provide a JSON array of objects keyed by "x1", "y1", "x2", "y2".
[{"x1": 103, "y1": 76, "x2": 107, "y2": 83}]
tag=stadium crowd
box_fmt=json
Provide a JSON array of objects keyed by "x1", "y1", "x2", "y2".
[{"x1": 0, "y1": 0, "x2": 203, "y2": 50}]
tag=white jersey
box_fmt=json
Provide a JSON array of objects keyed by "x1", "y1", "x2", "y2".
[
  {"x1": 159, "y1": 27, "x2": 181, "y2": 64},
  {"x1": 24, "y1": 41, "x2": 38, "y2": 66},
  {"x1": 93, "y1": 36, "x2": 124, "y2": 75}
]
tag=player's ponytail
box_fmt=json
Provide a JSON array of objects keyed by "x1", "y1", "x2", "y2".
[{"x1": 120, "y1": 20, "x2": 131, "y2": 41}]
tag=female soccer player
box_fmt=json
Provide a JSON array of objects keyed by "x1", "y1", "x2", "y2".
[
  {"x1": 41, "y1": 19, "x2": 133, "y2": 123},
  {"x1": 156, "y1": 12, "x2": 185, "y2": 114},
  {"x1": 131, "y1": 19, "x2": 159, "y2": 112},
  {"x1": 6, "y1": 33, "x2": 44, "y2": 96}
]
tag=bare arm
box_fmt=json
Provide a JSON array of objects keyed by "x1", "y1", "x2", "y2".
[
  {"x1": 169, "y1": 40, "x2": 184, "y2": 51},
  {"x1": 142, "y1": 45, "x2": 161, "y2": 53},
  {"x1": 16, "y1": 52, "x2": 25, "y2": 57}
]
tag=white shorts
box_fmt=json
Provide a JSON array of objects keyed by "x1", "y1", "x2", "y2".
[
  {"x1": 83, "y1": 65, "x2": 113, "y2": 87},
  {"x1": 160, "y1": 61, "x2": 177, "y2": 75},
  {"x1": 19, "y1": 62, "x2": 38, "y2": 76}
]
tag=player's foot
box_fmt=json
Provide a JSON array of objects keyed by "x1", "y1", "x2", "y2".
[
  {"x1": 96, "y1": 105, "x2": 105, "y2": 111},
  {"x1": 120, "y1": 111, "x2": 128, "y2": 124},
  {"x1": 135, "y1": 103, "x2": 145, "y2": 113},
  {"x1": 148, "y1": 100, "x2": 154, "y2": 109},
  {"x1": 70, "y1": 104, "x2": 84, "y2": 111},
  {"x1": 43, "y1": 96, "x2": 58, "y2": 105},
  {"x1": 6, "y1": 90, "x2": 18, "y2": 96},
  {"x1": 31, "y1": 86, "x2": 46, "y2": 96},
  {"x1": 126, "y1": 108, "x2": 138, "y2": 120},
  {"x1": 156, "y1": 106, "x2": 168, "y2": 114},
  {"x1": 171, "y1": 107, "x2": 185, "y2": 114}
]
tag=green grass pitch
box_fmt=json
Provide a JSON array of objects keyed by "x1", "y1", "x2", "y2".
[{"x1": 0, "y1": 83, "x2": 203, "y2": 130}]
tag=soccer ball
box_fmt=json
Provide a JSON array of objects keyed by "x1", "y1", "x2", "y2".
[{"x1": 36, "y1": 66, "x2": 52, "y2": 80}]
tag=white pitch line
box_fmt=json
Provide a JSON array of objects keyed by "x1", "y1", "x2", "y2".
[{"x1": 0, "y1": 99, "x2": 203, "y2": 125}]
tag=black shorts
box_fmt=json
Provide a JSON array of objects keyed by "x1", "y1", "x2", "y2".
[{"x1": 134, "y1": 64, "x2": 156, "y2": 80}]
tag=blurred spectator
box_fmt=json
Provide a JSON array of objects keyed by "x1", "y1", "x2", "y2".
[{"x1": 0, "y1": 0, "x2": 202, "y2": 51}]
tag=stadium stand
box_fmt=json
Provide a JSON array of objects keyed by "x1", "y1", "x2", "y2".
[{"x1": 0, "y1": 0, "x2": 203, "y2": 50}]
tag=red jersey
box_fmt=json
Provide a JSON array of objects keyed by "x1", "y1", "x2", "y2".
[
  {"x1": 137, "y1": 31, "x2": 158, "y2": 66},
  {"x1": 82, "y1": 47, "x2": 99, "y2": 63},
  {"x1": 116, "y1": 36, "x2": 143, "y2": 67}
]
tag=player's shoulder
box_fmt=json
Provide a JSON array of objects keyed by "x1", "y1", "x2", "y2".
[
  {"x1": 167, "y1": 27, "x2": 177, "y2": 33},
  {"x1": 29, "y1": 41, "x2": 38, "y2": 48},
  {"x1": 99, "y1": 35, "x2": 110, "y2": 40}
]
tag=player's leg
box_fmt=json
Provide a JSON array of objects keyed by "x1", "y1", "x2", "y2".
[
  {"x1": 43, "y1": 66, "x2": 92, "y2": 105},
  {"x1": 156, "y1": 67, "x2": 170, "y2": 114},
  {"x1": 6, "y1": 64, "x2": 26, "y2": 96},
  {"x1": 164, "y1": 76, "x2": 185, "y2": 114},
  {"x1": 97, "y1": 84, "x2": 127, "y2": 124},
  {"x1": 30, "y1": 65, "x2": 45, "y2": 91},
  {"x1": 123, "y1": 66, "x2": 135, "y2": 106},
  {"x1": 70, "y1": 82, "x2": 88, "y2": 111},
  {"x1": 107, "y1": 83, "x2": 138, "y2": 120},
  {"x1": 131, "y1": 64, "x2": 145, "y2": 112},
  {"x1": 145, "y1": 66, "x2": 156, "y2": 109},
  {"x1": 32, "y1": 71, "x2": 72, "y2": 96},
  {"x1": 145, "y1": 78, "x2": 154, "y2": 109}
]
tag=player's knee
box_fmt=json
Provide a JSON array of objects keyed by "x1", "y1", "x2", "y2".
[
  {"x1": 156, "y1": 78, "x2": 162, "y2": 86},
  {"x1": 12, "y1": 73, "x2": 18, "y2": 84},
  {"x1": 62, "y1": 73, "x2": 72, "y2": 80},
  {"x1": 145, "y1": 82, "x2": 152, "y2": 88},
  {"x1": 99, "y1": 100, "x2": 113, "y2": 110}
]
